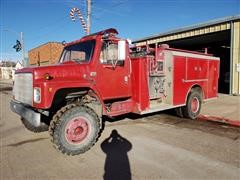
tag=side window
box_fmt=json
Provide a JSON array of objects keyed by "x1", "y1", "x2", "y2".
[
  {"x1": 71, "y1": 51, "x2": 86, "y2": 62},
  {"x1": 100, "y1": 41, "x2": 124, "y2": 66}
]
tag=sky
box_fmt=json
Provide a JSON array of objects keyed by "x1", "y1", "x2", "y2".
[{"x1": 0, "y1": 0, "x2": 239, "y2": 62}]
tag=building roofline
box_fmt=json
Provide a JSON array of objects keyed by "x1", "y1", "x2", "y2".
[
  {"x1": 28, "y1": 41, "x2": 63, "y2": 52},
  {"x1": 133, "y1": 15, "x2": 240, "y2": 43}
]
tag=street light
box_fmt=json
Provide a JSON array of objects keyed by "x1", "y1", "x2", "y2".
[{"x1": 4, "y1": 29, "x2": 26, "y2": 67}]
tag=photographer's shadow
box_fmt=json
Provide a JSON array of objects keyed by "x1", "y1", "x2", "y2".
[{"x1": 101, "y1": 129, "x2": 132, "y2": 180}]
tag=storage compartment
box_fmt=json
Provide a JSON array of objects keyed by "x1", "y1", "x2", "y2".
[{"x1": 131, "y1": 57, "x2": 150, "y2": 111}]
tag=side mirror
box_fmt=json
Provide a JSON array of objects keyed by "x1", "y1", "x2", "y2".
[{"x1": 118, "y1": 40, "x2": 126, "y2": 61}]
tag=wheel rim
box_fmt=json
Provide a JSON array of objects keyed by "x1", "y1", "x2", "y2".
[
  {"x1": 191, "y1": 97, "x2": 199, "y2": 113},
  {"x1": 65, "y1": 117, "x2": 89, "y2": 144}
]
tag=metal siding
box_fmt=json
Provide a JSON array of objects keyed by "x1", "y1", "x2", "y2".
[
  {"x1": 135, "y1": 22, "x2": 231, "y2": 47},
  {"x1": 227, "y1": 23, "x2": 231, "y2": 29},
  {"x1": 232, "y1": 21, "x2": 240, "y2": 95},
  {"x1": 134, "y1": 15, "x2": 240, "y2": 43},
  {"x1": 205, "y1": 28, "x2": 210, "y2": 33}
]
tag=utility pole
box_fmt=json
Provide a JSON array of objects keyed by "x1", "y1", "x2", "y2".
[
  {"x1": 4, "y1": 29, "x2": 26, "y2": 67},
  {"x1": 87, "y1": 0, "x2": 91, "y2": 35},
  {"x1": 20, "y1": 32, "x2": 26, "y2": 67}
]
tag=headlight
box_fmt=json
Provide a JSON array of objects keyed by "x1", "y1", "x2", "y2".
[{"x1": 33, "y1": 87, "x2": 41, "y2": 103}]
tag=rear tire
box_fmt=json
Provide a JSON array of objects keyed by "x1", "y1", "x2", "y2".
[
  {"x1": 21, "y1": 117, "x2": 49, "y2": 133},
  {"x1": 175, "y1": 107, "x2": 184, "y2": 118},
  {"x1": 182, "y1": 90, "x2": 202, "y2": 119},
  {"x1": 49, "y1": 104, "x2": 101, "y2": 155}
]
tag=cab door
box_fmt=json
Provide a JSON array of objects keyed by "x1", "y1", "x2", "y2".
[{"x1": 96, "y1": 40, "x2": 131, "y2": 100}]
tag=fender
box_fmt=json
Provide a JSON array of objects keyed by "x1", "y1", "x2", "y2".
[
  {"x1": 33, "y1": 80, "x2": 93, "y2": 109},
  {"x1": 184, "y1": 84, "x2": 204, "y2": 104}
]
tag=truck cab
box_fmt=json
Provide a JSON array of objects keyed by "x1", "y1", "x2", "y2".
[{"x1": 10, "y1": 28, "x2": 133, "y2": 155}]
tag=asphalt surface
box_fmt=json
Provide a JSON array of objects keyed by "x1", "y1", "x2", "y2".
[{"x1": 0, "y1": 81, "x2": 240, "y2": 180}]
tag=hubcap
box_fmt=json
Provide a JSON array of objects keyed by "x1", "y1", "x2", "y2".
[
  {"x1": 191, "y1": 97, "x2": 199, "y2": 113},
  {"x1": 65, "y1": 117, "x2": 89, "y2": 144}
]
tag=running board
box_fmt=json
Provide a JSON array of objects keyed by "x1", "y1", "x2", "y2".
[{"x1": 139, "y1": 103, "x2": 184, "y2": 115}]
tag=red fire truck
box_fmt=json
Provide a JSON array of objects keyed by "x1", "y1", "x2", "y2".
[{"x1": 10, "y1": 28, "x2": 219, "y2": 155}]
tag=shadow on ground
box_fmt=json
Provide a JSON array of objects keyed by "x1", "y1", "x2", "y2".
[
  {"x1": 6, "y1": 137, "x2": 48, "y2": 147},
  {"x1": 1, "y1": 125, "x2": 25, "y2": 139},
  {"x1": 103, "y1": 110, "x2": 240, "y2": 141},
  {"x1": 101, "y1": 129, "x2": 132, "y2": 180}
]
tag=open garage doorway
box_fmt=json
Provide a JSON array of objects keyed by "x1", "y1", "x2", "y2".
[{"x1": 165, "y1": 30, "x2": 231, "y2": 94}]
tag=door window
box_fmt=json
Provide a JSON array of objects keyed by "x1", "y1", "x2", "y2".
[{"x1": 100, "y1": 41, "x2": 124, "y2": 66}]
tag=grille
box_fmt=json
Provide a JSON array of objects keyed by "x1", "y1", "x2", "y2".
[{"x1": 13, "y1": 73, "x2": 33, "y2": 105}]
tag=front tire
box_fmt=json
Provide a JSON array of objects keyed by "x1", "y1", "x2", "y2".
[
  {"x1": 49, "y1": 104, "x2": 101, "y2": 155},
  {"x1": 182, "y1": 90, "x2": 202, "y2": 119}
]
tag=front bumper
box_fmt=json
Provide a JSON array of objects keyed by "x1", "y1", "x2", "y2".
[{"x1": 10, "y1": 100, "x2": 41, "y2": 127}]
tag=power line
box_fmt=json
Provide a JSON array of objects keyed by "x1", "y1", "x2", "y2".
[
  {"x1": 27, "y1": 14, "x2": 70, "y2": 33},
  {"x1": 91, "y1": 0, "x2": 128, "y2": 17},
  {"x1": 29, "y1": 20, "x2": 70, "y2": 43}
]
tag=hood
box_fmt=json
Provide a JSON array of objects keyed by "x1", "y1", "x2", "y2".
[{"x1": 16, "y1": 61, "x2": 89, "y2": 81}]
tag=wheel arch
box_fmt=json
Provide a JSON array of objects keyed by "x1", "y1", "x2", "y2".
[
  {"x1": 50, "y1": 87, "x2": 104, "y2": 117},
  {"x1": 185, "y1": 84, "x2": 204, "y2": 104},
  {"x1": 50, "y1": 87, "x2": 88, "y2": 110},
  {"x1": 181, "y1": 84, "x2": 203, "y2": 119}
]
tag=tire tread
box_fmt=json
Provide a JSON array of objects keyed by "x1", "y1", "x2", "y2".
[{"x1": 49, "y1": 104, "x2": 101, "y2": 155}]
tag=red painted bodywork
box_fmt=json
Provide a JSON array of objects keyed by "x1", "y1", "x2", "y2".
[
  {"x1": 14, "y1": 28, "x2": 220, "y2": 117},
  {"x1": 173, "y1": 55, "x2": 219, "y2": 105},
  {"x1": 131, "y1": 57, "x2": 150, "y2": 112}
]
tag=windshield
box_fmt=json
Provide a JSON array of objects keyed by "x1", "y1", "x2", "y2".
[{"x1": 60, "y1": 40, "x2": 95, "y2": 63}]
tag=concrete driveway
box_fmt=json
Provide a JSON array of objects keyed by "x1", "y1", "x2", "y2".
[{"x1": 0, "y1": 81, "x2": 239, "y2": 179}]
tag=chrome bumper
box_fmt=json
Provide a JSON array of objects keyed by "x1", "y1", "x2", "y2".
[{"x1": 10, "y1": 100, "x2": 41, "y2": 127}]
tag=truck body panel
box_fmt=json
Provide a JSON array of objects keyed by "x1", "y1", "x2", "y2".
[
  {"x1": 128, "y1": 48, "x2": 219, "y2": 115},
  {"x1": 13, "y1": 29, "x2": 220, "y2": 116}
]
